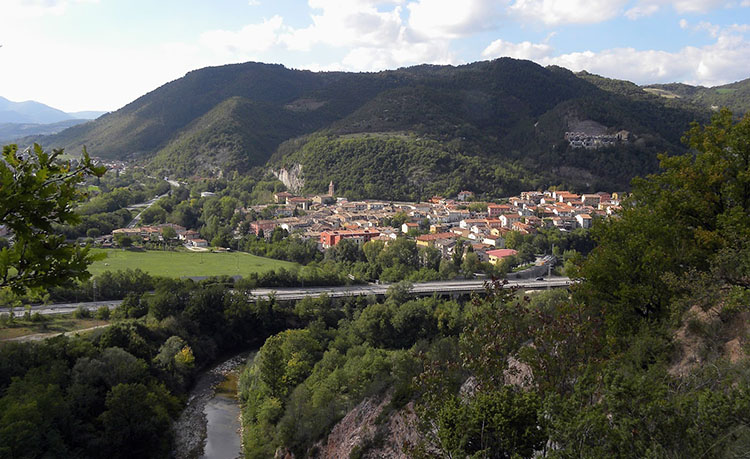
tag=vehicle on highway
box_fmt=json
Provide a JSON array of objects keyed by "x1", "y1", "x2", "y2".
[{"x1": 535, "y1": 277, "x2": 545, "y2": 281}]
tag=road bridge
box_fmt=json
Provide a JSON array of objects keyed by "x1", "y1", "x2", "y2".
[{"x1": 248, "y1": 276, "x2": 571, "y2": 302}]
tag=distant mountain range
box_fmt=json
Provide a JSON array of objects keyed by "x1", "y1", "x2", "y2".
[
  {"x1": 0, "y1": 96, "x2": 106, "y2": 144},
  {"x1": 30, "y1": 59, "x2": 748, "y2": 198}
]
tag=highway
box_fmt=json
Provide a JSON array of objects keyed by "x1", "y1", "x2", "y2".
[
  {"x1": 0, "y1": 300, "x2": 123, "y2": 317},
  {"x1": 248, "y1": 276, "x2": 571, "y2": 302},
  {"x1": 0, "y1": 277, "x2": 571, "y2": 316}
]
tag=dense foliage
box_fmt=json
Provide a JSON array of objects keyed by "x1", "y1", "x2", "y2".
[
  {"x1": 0, "y1": 278, "x2": 301, "y2": 458},
  {"x1": 0, "y1": 144, "x2": 105, "y2": 293}
]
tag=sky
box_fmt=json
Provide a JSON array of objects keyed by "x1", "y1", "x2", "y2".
[{"x1": 1, "y1": 0, "x2": 749, "y2": 113}]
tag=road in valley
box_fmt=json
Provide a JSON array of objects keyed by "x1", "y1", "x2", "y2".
[
  {"x1": 248, "y1": 276, "x2": 571, "y2": 302},
  {"x1": 0, "y1": 277, "x2": 571, "y2": 316}
]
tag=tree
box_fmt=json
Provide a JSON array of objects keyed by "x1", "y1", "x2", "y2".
[
  {"x1": 161, "y1": 226, "x2": 177, "y2": 244},
  {"x1": 0, "y1": 144, "x2": 105, "y2": 293},
  {"x1": 579, "y1": 109, "x2": 750, "y2": 335},
  {"x1": 114, "y1": 233, "x2": 134, "y2": 248}
]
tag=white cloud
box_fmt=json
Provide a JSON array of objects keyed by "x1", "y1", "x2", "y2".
[
  {"x1": 625, "y1": 4, "x2": 660, "y2": 19},
  {"x1": 482, "y1": 38, "x2": 554, "y2": 60},
  {"x1": 540, "y1": 24, "x2": 750, "y2": 86},
  {"x1": 248, "y1": 0, "x2": 260, "y2": 5},
  {"x1": 407, "y1": 0, "x2": 501, "y2": 39},
  {"x1": 507, "y1": 0, "x2": 740, "y2": 24},
  {"x1": 340, "y1": 40, "x2": 456, "y2": 71},
  {"x1": 199, "y1": 15, "x2": 284, "y2": 55},
  {"x1": 679, "y1": 18, "x2": 689, "y2": 28},
  {"x1": 0, "y1": 0, "x2": 96, "y2": 19},
  {"x1": 280, "y1": 1, "x2": 405, "y2": 51},
  {"x1": 625, "y1": 0, "x2": 734, "y2": 17},
  {"x1": 669, "y1": 0, "x2": 726, "y2": 13},
  {"x1": 508, "y1": 0, "x2": 629, "y2": 25}
]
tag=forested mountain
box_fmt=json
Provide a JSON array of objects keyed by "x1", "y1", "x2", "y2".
[
  {"x1": 38, "y1": 58, "x2": 728, "y2": 196},
  {"x1": 645, "y1": 77, "x2": 750, "y2": 115},
  {"x1": 0, "y1": 119, "x2": 90, "y2": 144}
]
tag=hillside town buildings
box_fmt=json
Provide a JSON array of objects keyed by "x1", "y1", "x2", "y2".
[{"x1": 107, "y1": 188, "x2": 623, "y2": 264}]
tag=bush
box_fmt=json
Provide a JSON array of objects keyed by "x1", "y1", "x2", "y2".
[
  {"x1": 73, "y1": 306, "x2": 92, "y2": 319},
  {"x1": 95, "y1": 306, "x2": 111, "y2": 320}
]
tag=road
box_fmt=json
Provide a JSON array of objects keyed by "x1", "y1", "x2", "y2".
[
  {"x1": 0, "y1": 299, "x2": 122, "y2": 317},
  {"x1": 249, "y1": 276, "x2": 571, "y2": 302},
  {"x1": 0, "y1": 277, "x2": 571, "y2": 316},
  {"x1": 126, "y1": 192, "x2": 170, "y2": 228}
]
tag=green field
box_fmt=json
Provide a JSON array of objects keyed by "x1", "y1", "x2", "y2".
[{"x1": 89, "y1": 249, "x2": 298, "y2": 278}]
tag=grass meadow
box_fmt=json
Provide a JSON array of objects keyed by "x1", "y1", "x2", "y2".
[{"x1": 88, "y1": 249, "x2": 298, "y2": 278}]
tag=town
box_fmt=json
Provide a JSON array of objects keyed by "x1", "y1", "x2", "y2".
[{"x1": 106, "y1": 181, "x2": 623, "y2": 273}]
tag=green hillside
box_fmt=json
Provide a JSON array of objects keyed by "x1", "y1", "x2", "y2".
[
  {"x1": 35, "y1": 58, "x2": 718, "y2": 195},
  {"x1": 645, "y1": 77, "x2": 750, "y2": 115}
]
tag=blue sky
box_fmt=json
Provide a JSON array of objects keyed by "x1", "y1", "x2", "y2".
[{"x1": 1, "y1": 0, "x2": 749, "y2": 112}]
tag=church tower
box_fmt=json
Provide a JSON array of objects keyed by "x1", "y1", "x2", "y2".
[{"x1": 328, "y1": 181, "x2": 335, "y2": 197}]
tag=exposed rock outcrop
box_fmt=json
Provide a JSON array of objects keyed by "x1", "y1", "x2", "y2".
[
  {"x1": 311, "y1": 393, "x2": 422, "y2": 459},
  {"x1": 274, "y1": 163, "x2": 305, "y2": 194}
]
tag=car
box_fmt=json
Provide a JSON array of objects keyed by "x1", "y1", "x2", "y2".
[{"x1": 535, "y1": 276, "x2": 545, "y2": 281}]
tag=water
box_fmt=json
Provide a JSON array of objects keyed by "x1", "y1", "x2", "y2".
[
  {"x1": 173, "y1": 352, "x2": 252, "y2": 459},
  {"x1": 200, "y1": 372, "x2": 242, "y2": 459}
]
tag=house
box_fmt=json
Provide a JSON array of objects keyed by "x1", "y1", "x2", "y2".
[
  {"x1": 525, "y1": 216, "x2": 542, "y2": 227},
  {"x1": 430, "y1": 223, "x2": 446, "y2": 233},
  {"x1": 512, "y1": 222, "x2": 535, "y2": 234},
  {"x1": 460, "y1": 218, "x2": 485, "y2": 229},
  {"x1": 487, "y1": 248, "x2": 518, "y2": 265},
  {"x1": 490, "y1": 227, "x2": 510, "y2": 238},
  {"x1": 552, "y1": 204, "x2": 574, "y2": 217},
  {"x1": 190, "y1": 238, "x2": 208, "y2": 248},
  {"x1": 482, "y1": 234, "x2": 504, "y2": 247},
  {"x1": 487, "y1": 204, "x2": 511, "y2": 217},
  {"x1": 470, "y1": 243, "x2": 491, "y2": 262},
  {"x1": 180, "y1": 229, "x2": 200, "y2": 241},
  {"x1": 200, "y1": 191, "x2": 216, "y2": 198},
  {"x1": 288, "y1": 196, "x2": 312, "y2": 211},
  {"x1": 402, "y1": 222, "x2": 420, "y2": 233},
  {"x1": 416, "y1": 232, "x2": 457, "y2": 248},
  {"x1": 312, "y1": 194, "x2": 335, "y2": 205},
  {"x1": 274, "y1": 191, "x2": 293, "y2": 204},
  {"x1": 250, "y1": 220, "x2": 278, "y2": 237},
  {"x1": 555, "y1": 192, "x2": 580, "y2": 203},
  {"x1": 499, "y1": 213, "x2": 521, "y2": 228},
  {"x1": 319, "y1": 229, "x2": 380, "y2": 248},
  {"x1": 581, "y1": 194, "x2": 602, "y2": 207},
  {"x1": 576, "y1": 214, "x2": 593, "y2": 229},
  {"x1": 434, "y1": 238, "x2": 457, "y2": 258},
  {"x1": 469, "y1": 223, "x2": 487, "y2": 234},
  {"x1": 457, "y1": 190, "x2": 474, "y2": 201}
]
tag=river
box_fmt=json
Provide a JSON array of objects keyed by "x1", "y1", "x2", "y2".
[{"x1": 172, "y1": 352, "x2": 253, "y2": 459}]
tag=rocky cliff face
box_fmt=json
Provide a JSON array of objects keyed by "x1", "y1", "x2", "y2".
[
  {"x1": 274, "y1": 163, "x2": 305, "y2": 194},
  {"x1": 311, "y1": 392, "x2": 423, "y2": 459}
]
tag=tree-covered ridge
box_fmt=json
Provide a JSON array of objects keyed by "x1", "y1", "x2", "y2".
[
  {"x1": 31, "y1": 59, "x2": 707, "y2": 191},
  {"x1": 278, "y1": 133, "x2": 544, "y2": 200},
  {"x1": 645, "y1": 77, "x2": 750, "y2": 116}
]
